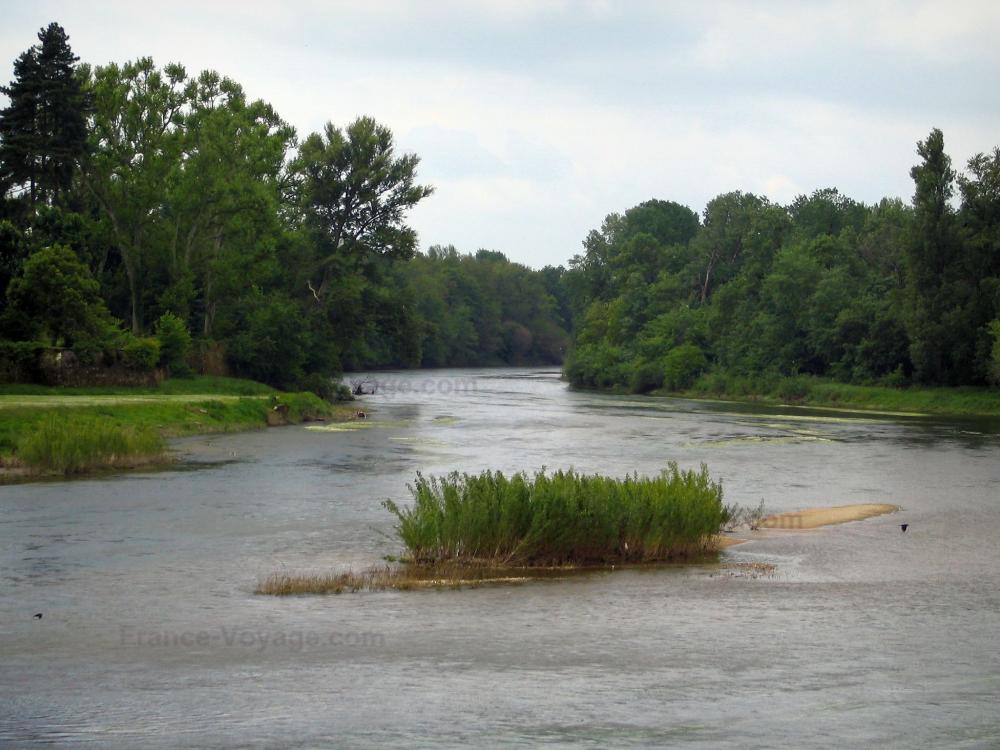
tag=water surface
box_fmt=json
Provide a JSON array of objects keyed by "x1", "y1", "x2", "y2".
[{"x1": 2, "y1": 369, "x2": 998, "y2": 747}]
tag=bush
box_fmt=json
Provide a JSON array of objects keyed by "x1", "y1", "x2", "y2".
[
  {"x1": 383, "y1": 464, "x2": 729, "y2": 566},
  {"x1": 776, "y1": 376, "x2": 810, "y2": 401},
  {"x1": 296, "y1": 372, "x2": 353, "y2": 402},
  {"x1": 662, "y1": 344, "x2": 708, "y2": 390},
  {"x1": 0, "y1": 340, "x2": 45, "y2": 382},
  {"x1": 121, "y1": 335, "x2": 161, "y2": 371},
  {"x1": 989, "y1": 320, "x2": 1000, "y2": 387},
  {"x1": 630, "y1": 360, "x2": 665, "y2": 393},
  {"x1": 154, "y1": 312, "x2": 192, "y2": 372}
]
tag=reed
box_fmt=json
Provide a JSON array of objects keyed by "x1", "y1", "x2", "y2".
[
  {"x1": 382, "y1": 464, "x2": 729, "y2": 567},
  {"x1": 254, "y1": 563, "x2": 538, "y2": 595},
  {"x1": 17, "y1": 414, "x2": 165, "y2": 474}
]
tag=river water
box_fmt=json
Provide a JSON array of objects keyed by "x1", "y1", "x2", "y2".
[{"x1": 1, "y1": 368, "x2": 998, "y2": 748}]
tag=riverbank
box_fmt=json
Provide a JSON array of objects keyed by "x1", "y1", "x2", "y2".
[
  {"x1": 0, "y1": 376, "x2": 356, "y2": 480},
  {"x1": 650, "y1": 374, "x2": 1000, "y2": 417}
]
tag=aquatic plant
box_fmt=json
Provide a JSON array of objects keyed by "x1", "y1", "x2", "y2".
[{"x1": 382, "y1": 464, "x2": 729, "y2": 566}]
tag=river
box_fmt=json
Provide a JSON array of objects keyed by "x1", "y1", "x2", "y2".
[{"x1": 2, "y1": 368, "x2": 998, "y2": 748}]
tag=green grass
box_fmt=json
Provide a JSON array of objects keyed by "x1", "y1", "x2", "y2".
[
  {"x1": 0, "y1": 375, "x2": 275, "y2": 397},
  {"x1": 18, "y1": 415, "x2": 165, "y2": 475},
  {"x1": 671, "y1": 372, "x2": 1000, "y2": 417},
  {"x1": 383, "y1": 465, "x2": 730, "y2": 567},
  {"x1": 0, "y1": 379, "x2": 354, "y2": 477}
]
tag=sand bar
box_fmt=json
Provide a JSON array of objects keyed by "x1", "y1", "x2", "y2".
[{"x1": 758, "y1": 503, "x2": 899, "y2": 529}]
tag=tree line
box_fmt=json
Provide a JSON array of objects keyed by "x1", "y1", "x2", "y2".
[
  {"x1": 0, "y1": 23, "x2": 569, "y2": 390},
  {"x1": 562, "y1": 131, "x2": 1000, "y2": 391}
]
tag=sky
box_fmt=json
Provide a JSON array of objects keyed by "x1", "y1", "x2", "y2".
[{"x1": 2, "y1": 1, "x2": 999, "y2": 268}]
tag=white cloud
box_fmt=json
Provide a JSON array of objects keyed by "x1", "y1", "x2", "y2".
[{"x1": 2, "y1": 0, "x2": 999, "y2": 268}]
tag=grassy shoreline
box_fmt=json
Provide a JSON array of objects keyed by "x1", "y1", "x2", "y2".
[
  {"x1": 0, "y1": 376, "x2": 355, "y2": 480},
  {"x1": 630, "y1": 373, "x2": 1000, "y2": 417}
]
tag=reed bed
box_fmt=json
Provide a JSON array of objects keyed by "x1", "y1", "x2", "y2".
[
  {"x1": 16, "y1": 414, "x2": 165, "y2": 475},
  {"x1": 255, "y1": 564, "x2": 535, "y2": 595},
  {"x1": 382, "y1": 464, "x2": 729, "y2": 567}
]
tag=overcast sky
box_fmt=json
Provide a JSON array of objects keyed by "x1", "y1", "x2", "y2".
[{"x1": 2, "y1": 1, "x2": 999, "y2": 268}]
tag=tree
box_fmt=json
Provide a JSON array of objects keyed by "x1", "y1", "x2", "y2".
[
  {"x1": 161, "y1": 71, "x2": 295, "y2": 333},
  {"x1": 0, "y1": 23, "x2": 88, "y2": 208},
  {"x1": 83, "y1": 58, "x2": 190, "y2": 333},
  {"x1": 692, "y1": 191, "x2": 768, "y2": 302},
  {"x1": 296, "y1": 116, "x2": 434, "y2": 300},
  {"x1": 4, "y1": 244, "x2": 116, "y2": 345},
  {"x1": 905, "y1": 128, "x2": 964, "y2": 384}
]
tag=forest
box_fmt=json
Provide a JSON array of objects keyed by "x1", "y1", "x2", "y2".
[
  {"x1": 562, "y1": 134, "x2": 1000, "y2": 392},
  {"x1": 2, "y1": 23, "x2": 999, "y2": 397},
  {"x1": 0, "y1": 24, "x2": 569, "y2": 391}
]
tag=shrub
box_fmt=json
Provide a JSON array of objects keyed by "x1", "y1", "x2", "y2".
[
  {"x1": 776, "y1": 376, "x2": 810, "y2": 401},
  {"x1": 630, "y1": 360, "x2": 665, "y2": 393},
  {"x1": 989, "y1": 320, "x2": 1000, "y2": 387},
  {"x1": 121, "y1": 335, "x2": 161, "y2": 371},
  {"x1": 662, "y1": 344, "x2": 708, "y2": 390},
  {"x1": 296, "y1": 372, "x2": 353, "y2": 402},
  {"x1": 0, "y1": 340, "x2": 45, "y2": 382},
  {"x1": 154, "y1": 312, "x2": 192, "y2": 372}
]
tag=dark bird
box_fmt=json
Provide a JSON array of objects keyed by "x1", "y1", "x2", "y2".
[
  {"x1": 356, "y1": 410, "x2": 367, "y2": 420},
  {"x1": 33, "y1": 613, "x2": 42, "y2": 619},
  {"x1": 900, "y1": 524, "x2": 909, "y2": 533}
]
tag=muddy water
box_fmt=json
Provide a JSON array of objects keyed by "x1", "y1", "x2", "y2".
[{"x1": 1, "y1": 369, "x2": 998, "y2": 748}]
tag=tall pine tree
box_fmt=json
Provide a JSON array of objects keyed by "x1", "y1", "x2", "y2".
[{"x1": 0, "y1": 22, "x2": 88, "y2": 209}]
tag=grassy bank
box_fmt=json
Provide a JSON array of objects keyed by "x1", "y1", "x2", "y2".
[
  {"x1": 654, "y1": 373, "x2": 1000, "y2": 417},
  {"x1": 0, "y1": 376, "x2": 354, "y2": 478}
]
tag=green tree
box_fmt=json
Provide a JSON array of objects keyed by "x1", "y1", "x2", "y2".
[
  {"x1": 153, "y1": 312, "x2": 192, "y2": 372},
  {"x1": 905, "y1": 128, "x2": 965, "y2": 384},
  {"x1": 296, "y1": 116, "x2": 433, "y2": 300},
  {"x1": 83, "y1": 58, "x2": 190, "y2": 334},
  {"x1": 4, "y1": 244, "x2": 116, "y2": 345},
  {"x1": 0, "y1": 22, "x2": 89, "y2": 208}
]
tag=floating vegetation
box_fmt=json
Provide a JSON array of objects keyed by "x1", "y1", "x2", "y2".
[
  {"x1": 691, "y1": 433, "x2": 833, "y2": 448},
  {"x1": 713, "y1": 561, "x2": 778, "y2": 579},
  {"x1": 303, "y1": 421, "x2": 375, "y2": 432}
]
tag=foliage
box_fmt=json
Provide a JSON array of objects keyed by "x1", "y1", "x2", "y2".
[
  {"x1": 0, "y1": 22, "x2": 89, "y2": 208},
  {"x1": 4, "y1": 244, "x2": 117, "y2": 346},
  {"x1": 662, "y1": 343, "x2": 707, "y2": 390},
  {"x1": 153, "y1": 312, "x2": 192, "y2": 373},
  {"x1": 564, "y1": 129, "x2": 1000, "y2": 393},
  {"x1": 383, "y1": 464, "x2": 729, "y2": 566},
  {"x1": 120, "y1": 335, "x2": 160, "y2": 371},
  {"x1": 989, "y1": 320, "x2": 1000, "y2": 386}
]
